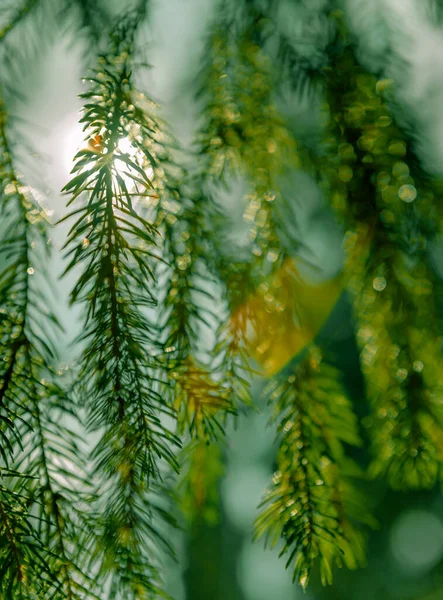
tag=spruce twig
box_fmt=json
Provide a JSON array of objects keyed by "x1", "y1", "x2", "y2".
[{"x1": 61, "y1": 12, "x2": 180, "y2": 597}]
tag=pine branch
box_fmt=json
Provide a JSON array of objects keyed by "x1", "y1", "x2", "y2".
[
  {"x1": 197, "y1": 8, "x2": 298, "y2": 272},
  {"x1": 0, "y1": 482, "x2": 58, "y2": 599},
  {"x1": 352, "y1": 226, "x2": 443, "y2": 490},
  {"x1": 193, "y1": 0, "x2": 305, "y2": 408},
  {"x1": 271, "y1": 6, "x2": 443, "y2": 491},
  {"x1": 255, "y1": 348, "x2": 375, "y2": 589},
  {"x1": 316, "y1": 30, "x2": 443, "y2": 489},
  {"x1": 158, "y1": 177, "x2": 235, "y2": 441},
  {"x1": 0, "y1": 92, "x2": 91, "y2": 598},
  {"x1": 13, "y1": 379, "x2": 99, "y2": 599},
  {"x1": 179, "y1": 0, "x2": 301, "y2": 437},
  {"x1": 165, "y1": 1, "x2": 302, "y2": 512},
  {"x1": 156, "y1": 173, "x2": 256, "y2": 519},
  {"x1": 61, "y1": 13, "x2": 180, "y2": 597},
  {"x1": 211, "y1": 257, "x2": 258, "y2": 407},
  {"x1": 0, "y1": 97, "x2": 58, "y2": 461}
]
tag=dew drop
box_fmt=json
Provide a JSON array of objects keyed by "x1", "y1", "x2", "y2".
[
  {"x1": 338, "y1": 165, "x2": 353, "y2": 182},
  {"x1": 373, "y1": 276, "x2": 387, "y2": 291},
  {"x1": 392, "y1": 161, "x2": 409, "y2": 178},
  {"x1": 398, "y1": 184, "x2": 417, "y2": 203},
  {"x1": 388, "y1": 141, "x2": 407, "y2": 156},
  {"x1": 396, "y1": 368, "x2": 408, "y2": 381},
  {"x1": 413, "y1": 360, "x2": 424, "y2": 373},
  {"x1": 377, "y1": 115, "x2": 392, "y2": 127}
]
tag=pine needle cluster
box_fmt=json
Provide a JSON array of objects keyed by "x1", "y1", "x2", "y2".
[
  {"x1": 61, "y1": 12, "x2": 180, "y2": 598},
  {"x1": 316, "y1": 28, "x2": 443, "y2": 490},
  {"x1": 255, "y1": 347, "x2": 375, "y2": 588},
  {"x1": 2, "y1": 0, "x2": 443, "y2": 597},
  {"x1": 0, "y1": 90, "x2": 93, "y2": 598}
]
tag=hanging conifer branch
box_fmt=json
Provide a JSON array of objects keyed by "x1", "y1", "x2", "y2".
[
  {"x1": 316, "y1": 21, "x2": 443, "y2": 490},
  {"x1": 198, "y1": 2, "x2": 299, "y2": 275},
  {"x1": 155, "y1": 174, "x2": 235, "y2": 524},
  {"x1": 212, "y1": 262, "x2": 256, "y2": 411},
  {"x1": 0, "y1": 481, "x2": 58, "y2": 598},
  {"x1": 174, "y1": 0, "x2": 301, "y2": 521},
  {"x1": 158, "y1": 176, "x2": 236, "y2": 441},
  {"x1": 192, "y1": 0, "x2": 296, "y2": 411},
  {"x1": 61, "y1": 10, "x2": 181, "y2": 597},
  {"x1": 353, "y1": 228, "x2": 443, "y2": 489},
  {"x1": 0, "y1": 92, "x2": 92, "y2": 598},
  {"x1": 155, "y1": 166, "x2": 260, "y2": 528},
  {"x1": 266, "y1": 3, "x2": 443, "y2": 491},
  {"x1": 0, "y1": 92, "x2": 58, "y2": 464},
  {"x1": 13, "y1": 381, "x2": 99, "y2": 599},
  {"x1": 194, "y1": 0, "x2": 305, "y2": 404},
  {"x1": 4, "y1": 0, "x2": 443, "y2": 595},
  {"x1": 255, "y1": 347, "x2": 375, "y2": 589}
]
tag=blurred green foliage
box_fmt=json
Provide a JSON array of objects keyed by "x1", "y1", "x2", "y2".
[{"x1": 2, "y1": 0, "x2": 443, "y2": 599}]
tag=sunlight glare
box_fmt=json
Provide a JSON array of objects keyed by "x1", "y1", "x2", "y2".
[
  {"x1": 61, "y1": 120, "x2": 155, "y2": 202},
  {"x1": 61, "y1": 117, "x2": 85, "y2": 179},
  {"x1": 117, "y1": 137, "x2": 137, "y2": 156},
  {"x1": 115, "y1": 137, "x2": 154, "y2": 195}
]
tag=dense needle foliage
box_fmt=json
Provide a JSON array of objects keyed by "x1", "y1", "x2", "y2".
[{"x1": 1, "y1": 0, "x2": 443, "y2": 598}]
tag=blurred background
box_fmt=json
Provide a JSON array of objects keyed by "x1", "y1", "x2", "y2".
[{"x1": 3, "y1": 0, "x2": 443, "y2": 598}]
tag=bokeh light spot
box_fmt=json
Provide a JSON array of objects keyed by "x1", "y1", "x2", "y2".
[
  {"x1": 390, "y1": 510, "x2": 443, "y2": 574},
  {"x1": 373, "y1": 276, "x2": 387, "y2": 291},
  {"x1": 398, "y1": 184, "x2": 417, "y2": 203}
]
